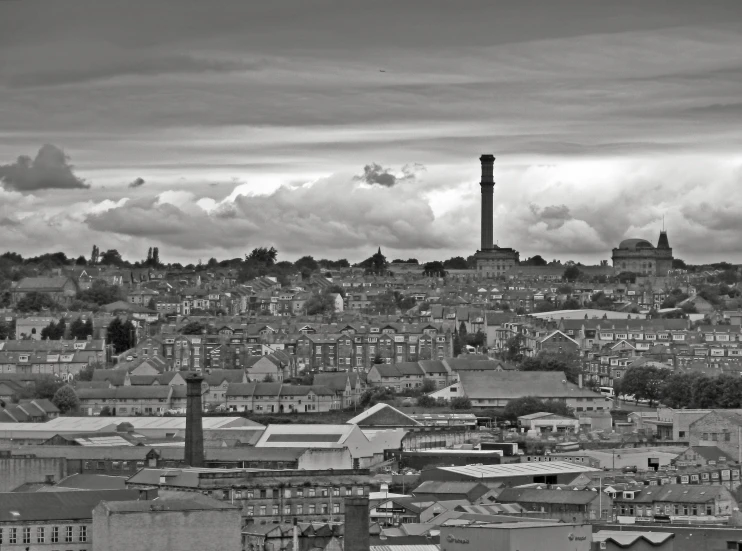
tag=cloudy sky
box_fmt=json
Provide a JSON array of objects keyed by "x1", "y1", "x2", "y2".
[{"x1": 1, "y1": 1, "x2": 741, "y2": 265}]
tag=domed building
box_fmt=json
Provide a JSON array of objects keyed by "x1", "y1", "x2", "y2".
[{"x1": 612, "y1": 231, "x2": 673, "y2": 276}]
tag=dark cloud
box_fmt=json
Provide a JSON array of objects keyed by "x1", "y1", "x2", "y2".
[
  {"x1": 529, "y1": 204, "x2": 573, "y2": 230},
  {"x1": 0, "y1": 145, "x2": 89, "y2": 192},
  {"x1": 6, "y1": 54, "x2": 264, "y2": 89},
  {"x1": 0, "y1": 217, "x2": 21, "y2": 227},
  {"x1": 128, "y1": 177, "x2": 146, "y2": 188},
  {"x1": 354, "y1": 163, "x2": 424, "y2": 187}
]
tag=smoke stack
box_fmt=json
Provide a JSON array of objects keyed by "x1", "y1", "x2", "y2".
[
  {"x1": 579, "y1": 373, "x2": 583, "y2": 389},
  {"x1": 184, "y1": 375, "x2": 205, "y2": 467},
  {"x1": 344, "y1": 497, "x2": 370, "y2": 551},
  {"x1": 479, "y1": 155, "x2": 495, "y2": 251}
]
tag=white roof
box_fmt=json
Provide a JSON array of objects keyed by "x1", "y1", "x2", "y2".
[
  {"x1": 529, "y1": 309, "x2": 643, "y2": 321},
  {"x1": 41, "y1": 416, "x2": 257, "y2": 431},
  {"x1": 347, "y1": 403, "x2": 420, "y2": 426},
  {"x1": 255, "y1": 424, "x2": 362, "y2": 448},
  {"x1": 435, "y1": 461, "x2": 599, "y2": 479}
]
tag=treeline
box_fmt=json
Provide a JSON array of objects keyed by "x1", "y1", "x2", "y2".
[{"x1": 618, "y1": 365, "x2": 742, "y2": 409}]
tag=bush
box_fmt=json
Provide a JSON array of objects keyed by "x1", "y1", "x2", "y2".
[
  {"x1": 416, "y1": 395, "x2": 436, "y2": 408},
  {"x1": 52, "y1": 385, "x2": 79, "y2": 414},
  {"x1": 450, "y1": 397, "x2": 472, "y2": 410}
]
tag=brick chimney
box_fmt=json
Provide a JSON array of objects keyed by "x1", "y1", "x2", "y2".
[
  {"x1": 479, "y1": 154, "x2": 495, "y2": 251},
  {"x1": 184, "y1": 374, "x2": 205, "y2": 467},
  {"x1": 344, "y1": 497, "x2": 369, "y2": 551}
]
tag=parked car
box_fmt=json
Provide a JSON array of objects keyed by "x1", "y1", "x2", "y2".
[{"x1": 622, "y1": 465, "x2": 638, "y2": 474}]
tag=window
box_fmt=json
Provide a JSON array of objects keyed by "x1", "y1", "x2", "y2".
[
  {"x1": 259, "y1": 505, "x2": 266, "y2": 516},
  {"x1": 23, "y1": 527, "x2": 30, "y2": 544},
  {"x1": 272, "y1": 505, "x2": 279, "y2": 515},
  {"x1": 52, "y1": 527, "x2": 59, "y2": 543},
  {"x1": 37, "y1": 526, "x2": 45, "y2": 543},
  {"x1": 356, "y1": 487, "x2": 364, "y2": 496},
  {"x1": 333, "y1": 487, "x2": 340, "y2": 497},
  {"x1": 247, "y1": 506, "x2": 254, "y2": 516},
  {"x1": 320, "y1": 488, "x2": 328, "y2": 497},
  {"x1": 333, "y1": 503, "x2": 340, "y2": 514},
  {"x1": 66, "y1": 526, "x2": 73, "y2": 542},
  {"x1": 284, "y1": 488, "x2": 292, "y2": 498},
  {"x1": 296, "y1": 488, "x2": 303, "y2": 498},
  {"x1": 79, "y1": 525, "x2": 88, "y2": 542},
  {"x1": 9, "y1": 528, "x2": 16, "y2": 544},
  {"x1": 296, "y1": 504, "x2": 303, "y2": 514},
  {"x1": 309, "y1": 488, "x2": 316, "y2": 497},
  {"x1": 321, "y1": 503, "x2": 328, "y2": 514},
  {"x1": 284, "y1": 504, "x2": 291, "y2": 515},
  {"x1": 308, "y1": 504, "x2": 316, "y2": 514}
]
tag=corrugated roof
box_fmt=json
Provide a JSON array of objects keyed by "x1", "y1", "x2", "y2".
[{"x1": 436, "y1": 461, "x2": 598, "y2": 479}]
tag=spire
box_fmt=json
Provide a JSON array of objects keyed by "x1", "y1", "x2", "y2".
[
  {"x1": 657, "y1": 230, "x2": 670, "y2": 250},
  {"x1": 377, "y1": 247, "x2": 381, "y2": 255}
]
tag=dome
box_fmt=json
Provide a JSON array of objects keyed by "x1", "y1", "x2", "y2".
[{"x1": 618, "y1": 238, "x2": 654, "y2": 251}]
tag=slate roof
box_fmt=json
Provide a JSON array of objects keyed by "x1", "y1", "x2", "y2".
[
  {"x1": 457, "y1": 370, "x2": 604, "y2": 400},
  {"x1": 496, "y1": 488, "x2": 598, "y2": 505},
  {"x1": 0, "y1": 490, "x2": 143, "y2": 521}
]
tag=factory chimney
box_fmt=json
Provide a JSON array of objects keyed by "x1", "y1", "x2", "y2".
[
  {"x1": 479, "y1": 154, "x2": 495, "y2": 251},
  {"x1": 184, "y1": 374, "x2": 205, "y2": 467},
  {"x1": 344, "y1": 496, "x2": 370, "y2": 551}
]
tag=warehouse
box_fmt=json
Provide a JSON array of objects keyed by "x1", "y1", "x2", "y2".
[{"x1": 419, "y1": 461, "x2": 599, "y2": 485}]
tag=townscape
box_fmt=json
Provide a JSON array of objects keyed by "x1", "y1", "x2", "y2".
[
  {"x1": 1, "y1": 153, "x2": 742, "y2": 551},
  {"x1": 3, "y1": 2, "x2": 742, "y2": 551}
]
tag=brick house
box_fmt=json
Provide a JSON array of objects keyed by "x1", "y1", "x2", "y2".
[
  {"x1": 689, "y1": 410, "x2": 742, "y2": 458},
  {"x1": 11, "y1": 276, "x2": 78, "y2": 306}
]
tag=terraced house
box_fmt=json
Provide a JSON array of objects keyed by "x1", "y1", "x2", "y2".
[{"x1": 225, "y1": 382, "x2": 339, "y2": 413}]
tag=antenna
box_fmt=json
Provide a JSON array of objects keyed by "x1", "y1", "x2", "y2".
[{"x1": 662, "y1": 215, "x2": 665, "y2": 232}]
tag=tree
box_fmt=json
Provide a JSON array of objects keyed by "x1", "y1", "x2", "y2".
[
  {"x1": 520, "y1": 351, "x2": 581, "y2": 384},
  {"x1": 503, "y1": 396, "x2": 574, "y2": 422},
  {"x1": 107, "y1": 318, "x2": 136, "y2": 353},
  {"x1": 247, "y1": 246, "x2": 278, "y2": 266},
  {"x1": 589, "y1": 291, "x2": 614, "y2": 310},
  {"x1": 99, "y1": 249, "x2": 124, "y2": 266},
  {"x1": 504, "y1": 334, "x2": 526, "y2": 362},
  {"x1": 152, "y1": 247, "x2": 160, "y2": 266},
  {"x1": 443, "y1": 257, "x2": 469, "y2": 270},
  {"x1": 77, "y1": 363, "x2": 97, "y2": 382},
  {"x1": 305, "y1": 293, "x2": 336, "y2": 315},
  {"x1": 76, "y1": 280, "x2": 124, "y2": 306},
  {"x1": 459, "y1": 321, "x2": 468, "y2": 343},
  {"x1": 450, "y1": 397, "x2": 472, "y2": 410},
  {"x1": 563, "y1": 265, "x2": 581, "y2": 282},
  {"x1": 263, "y1": 374, "x2": 275, "y2": 383},
  {"x1": 146, "y1": 297, "x2": 157, "y2": 311},
  {"x1": 34, "y1": 375, "x2": 65, "y2": 400},
  {"x1": 416, "y1": 395, "x2": 436, "y2": 407},
  {"x1": 90, "y1": 245, "x2": 100, "y2": 265},
  {"x1": 181, "y1": 321, "x2": 205, "y2": 335},
  {"x1": 100, "y1": 406, "x2": 113, "y2": 416},
  {"x1": 358, "y1": 248, "x2": 388, "y2": 275},
  {"x1": 370, "y1": 291, "x2": 397, "y2": 315},
  {"x1": 41, "y1": 317, "x2": 66, "y2": 340},
  {"x1": 16, "y1": 292, "x2": 60, "y2": 312},
  {"x1": 521, "y1": 255, "x2": 548, "y2": 266},
  {"x1": 0, "y1": 319, "x2": 15, "y2": 340},
  {"x1": 423, "y1": 261, "x2": 446, "y2": 277},
  {"x1": 294, "y1": 256, "x2": 319, "y2": 274},
  {"x1": 453, "y1": 328, "x2": 462, "y2": 357},
  {"x1": 672, "y1": 259, "x2": 687, "y2": 270},
  {"x1": 420, "y1": 378, "x2": 437, "y2": 393},
  {"x1": 617, "y1": 366, "x2": 670, "y2": 406},
  {"x1": 52, "y1": 385, "x2": 79, "y2": 414},
  {"x1": 562, "y1": 297, "x2": 582, "y2": 310},
  {"x1": 75, "y1": 255, "x2": 87, "y2": 265}
]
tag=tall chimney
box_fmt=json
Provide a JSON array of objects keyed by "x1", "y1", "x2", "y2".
[
  {"x1": 344, "y1": 496, "x2": 370, "y2": 551},
  {"x1": 184, "y1": 374, "x2": 205, "y2": 467},
  {"x1": 480, "y1": 154, "x2": 495, "y2": 251}
]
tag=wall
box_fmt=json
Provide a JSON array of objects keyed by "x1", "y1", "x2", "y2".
[
  {"x1": 0, "y1": 457, "x2": 67, "y2": 492},
  {"x1": 689, "y1": 412, "x2": 741, "y2": 460},
  {"x1": 441, "y1": 523, "x2": 592, "y2": 551},
  {"x1": 593, "y1": 524, "x2": 742, "y2": 551},
  {"x1": 92, "y1": 507, "x2": 241, "y2": 551},
  {"x1": 298, "y1": 448, "x2": 352, "y2": 470}
]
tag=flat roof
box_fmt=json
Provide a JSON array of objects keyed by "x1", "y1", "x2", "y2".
[{"x1": 435, "y1": 461, "x2": 598, "y2": 479}]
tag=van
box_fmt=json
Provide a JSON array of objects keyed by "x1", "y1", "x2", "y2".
[{"x1": 599, "y1": 387, "x2": 615, "y2": 398}]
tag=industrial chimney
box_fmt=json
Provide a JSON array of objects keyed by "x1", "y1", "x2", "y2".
[
  {"x1": 344, "y1": 496, "x2": 370, "y2": 551},
  {"x1": 479, "y1": 154, "x2": 495, "y2": 251},
  {"x1": 184, "y1": 374, "x2": 205, "y2": 467}
]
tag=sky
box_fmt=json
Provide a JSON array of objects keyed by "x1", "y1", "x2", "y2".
[{"x1": 1, "y1": 0, "x2": 742, "y2": 265}]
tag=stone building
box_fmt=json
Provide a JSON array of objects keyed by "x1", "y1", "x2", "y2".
[
  {"x1": 689, "y1": 410, "x2": 742, "y2": 459},
  {"x1": 92, "y1": 494, "x2": 240, "y2": 551},
  {"x1": 611, "y1": 231, "x2": 673, "y2": 276}
]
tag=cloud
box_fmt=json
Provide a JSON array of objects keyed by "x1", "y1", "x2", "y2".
[
  {"x1": 128, "y1": 177, "x2": 146, "y2": 188},
  {"x1": 529, "y1": 204, "x2": 573, "y2": 230},
  {"x1": 0, "y1": 145, "x2": 89, "y2": 192},
  {"x1": 84, "y1": 173, "x2": 455, "y2": 255},
  {"x1": 354, "y1": 163, "x2": 424, "y2": 187}
]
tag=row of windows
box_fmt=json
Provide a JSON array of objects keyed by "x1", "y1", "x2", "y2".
[
  {"x1": 246, "y1": 503, "x2": 340, "y2": 516},
  {"x1": 224, "y1": 486, "x2": 366, "y2": 500},
  {"x1": 703, "y1": 431, "x2": 732, "y2": 442},
  {"x1": 619, "y1": 503, "x2": 714, "y2": 516},
  {"x1": 0, "y1": 525, "x2": 87, "y2": 544}
]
